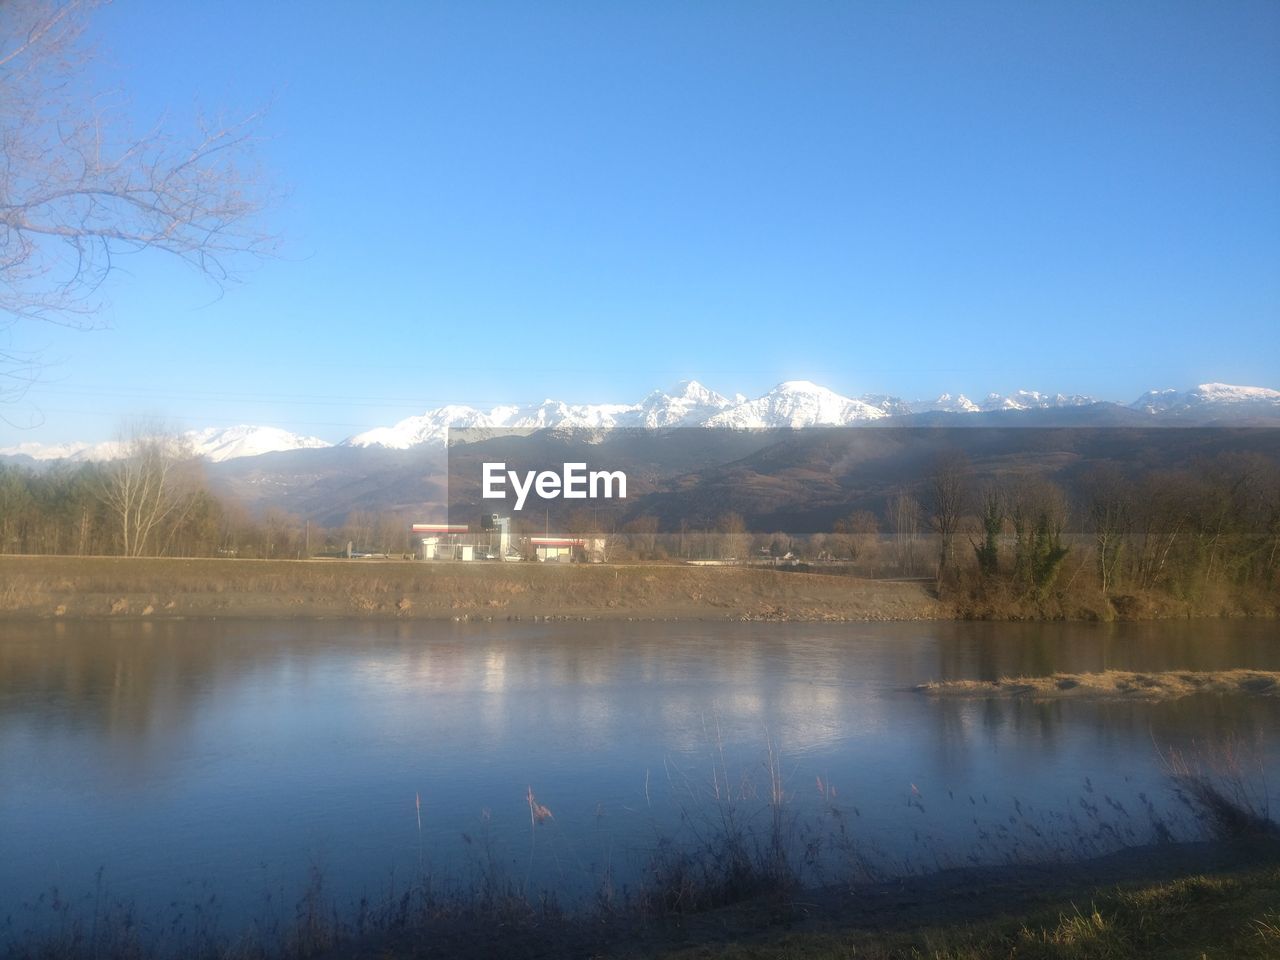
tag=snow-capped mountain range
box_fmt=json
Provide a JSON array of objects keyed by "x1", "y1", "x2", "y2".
[
  {"x1": 0, "y1": 425, "x2": 331, "y2": 464},
  {"x1": 1129, "y1": 382, "x2": 1280, "y2": 415},
  {"x1": 3, "y1": 380, "x2": 1277, "y2": 464}
]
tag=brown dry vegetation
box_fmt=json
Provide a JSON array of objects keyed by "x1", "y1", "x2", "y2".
[
  {"x1": 951, "y1": 569, "x2": 1280, "y2": 623},
  {"x1": 2, "y1": 555, "x2": 1274, "y2": 624},
  {"x1": 634, "y1": 863, "x2": 1280, "y2": 960},
  {"x1": 0, "y1": 555, "x2": 945, "y2": 622},
  {"x1": 917, "y1": 669, "x2": 1280, "y2": 700}
]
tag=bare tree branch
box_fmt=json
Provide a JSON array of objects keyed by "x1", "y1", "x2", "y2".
[{"x1": 1, "y1": 0, "x2": 276, "y2": 396}]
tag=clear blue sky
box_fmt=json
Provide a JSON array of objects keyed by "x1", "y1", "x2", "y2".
[{"x1": 6, "y1": 0, "x2": 1278, "y2": 444}]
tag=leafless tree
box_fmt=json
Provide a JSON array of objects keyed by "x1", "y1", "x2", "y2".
[
  {"x1": 1007, "y1": 472, "x2": 1070, "y2": 596},
  {"x1": 833, "y1": 509, "x2": 879, "y2": 564},
  {"x1": 343, "y1": 510, "x2": 377, "y2": 555},
  {"x1": 622, "y1": 515, "x2": 659, "y2": 559},
  {"x1": 889, "y1": 489, "x2": 921, "y2": 576},
  {"x1": 716, "y1": 511, "x2": 750, "y2": 561},
  {"x1": 375, "y1": 511, "x2": 408, "y2": 556},
  {"x1": 926, "y1": 453, "x2": 971, "y2": 594},
  {"x1": 807, "y1": 531, "x2": 828, "y2": 558},
  {"x1": 98, "y1": 424, "x2": 203, "y2": 557},
  {"x1": 1, "y1": 0, "x2": 275, "y2": 395},
  {"x1": 1131, "y1": 471, "x2": 1191, "y2": 590},
  {"x1": 971, "y1": 482, "x2": 1004, "y2": 579},
  {"x1": 1083, "y1": 466, "x2": 1131, "y2": 598}
]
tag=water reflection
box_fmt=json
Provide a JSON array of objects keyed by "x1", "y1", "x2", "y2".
[{"x1": 1, "y1": 619, "x2": 1277, "y2": 925}]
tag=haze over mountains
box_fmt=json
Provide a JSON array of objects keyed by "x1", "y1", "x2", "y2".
[{"x1": 3, "y1": 380, "x2": 1279, "y2": 465}]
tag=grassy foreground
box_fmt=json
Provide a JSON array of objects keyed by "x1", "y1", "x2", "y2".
[
  {"x1": 9, "y1": 853, "x2": 1279, "y2": 960},
  {"x1": 294, "y1": 848, "x2": 1280, "y2": 960},
  {"x1": 0, "y1": 555, "x2": 943, "y2": 622},
  {"x1": 635, "y1": 865, "x2": 1280, "y2": 960}
]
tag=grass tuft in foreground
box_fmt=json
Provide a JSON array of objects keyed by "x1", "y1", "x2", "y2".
[
  {"x1": 644, "y1": 865, "x2": 1280, "y2": 960},
  {"x1": 4, "y1": 742, "x2": 1276, "y2": 960},
  {"x1": 1162, "y1": 739, "x2": 1276, "y2": 842}
]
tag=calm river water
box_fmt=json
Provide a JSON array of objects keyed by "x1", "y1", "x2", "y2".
[{"x1": 1, "y1": 619, "x2": 1277, "y2": 928}]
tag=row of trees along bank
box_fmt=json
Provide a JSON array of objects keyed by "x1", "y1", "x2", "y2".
[
  {"x1": 0, "y1": 432, "x2": 410, "y2": 559},
  {"x1": 1, "y1": 438, "x2": 1276, "y2": 614},
  {"x1": 922, "y1": 451, "x2": 1280, "y2": 613}
]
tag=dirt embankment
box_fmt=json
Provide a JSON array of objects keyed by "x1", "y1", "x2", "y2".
[{"x1": 0, "y1": 555, "x2": 946, "y2": 622}]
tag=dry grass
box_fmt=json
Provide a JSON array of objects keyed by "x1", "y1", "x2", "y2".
[
  {"x1": 0, "y1": 555, "x2": 943, "y2": 622},
  {"x1": 5, "y1": 751, "x2": 1278, "y2": 960},
  {"x1": 917, "y1": 669, "x2": 1280, "y2": 701},
  {"x1": 1160, "y1": 739, "x2": 1277, "y2": 841},
  {"x1": 641, "y1": 866, "x2": 1280, "y2": 960}
]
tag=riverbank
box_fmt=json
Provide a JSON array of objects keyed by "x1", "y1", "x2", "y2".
[
  {"x1": 5, "y1": 816, "x2": 1276, "y2": 960},
  {"x1": 628, "y1": 850, "x2": 1280, "y2": 960},
  {"x1": 312, "y1": 844, "x2": 1280, "y2": 960},
  {"x1": 320, "y1": 840, "x2": 1280, "y2": 960},
  {"x1": 1, "y1": 555, "x2": 1275, "y2": 623},
  {"x1": 0, "y1": 555, "x2": 944, "y2": 622},
  {"x1": 12, "y1": 837, "x2": 1272, "y2": 960}
]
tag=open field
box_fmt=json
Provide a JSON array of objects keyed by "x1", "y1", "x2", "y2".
[
  {"x1": 918, "y1": 669, "x2": 1280, "y2": 701},
  {"x1": 0, "y1": 555, "x2": 945, "y2": 622}
]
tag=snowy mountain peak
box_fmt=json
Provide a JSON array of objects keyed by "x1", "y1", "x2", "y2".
[
  {"x1": 0, "y1": 426, "x2": 330, "y2": 464},
  {"x1": 704, "y1": 380, "x2": 887, "y2": 429},
  {"x1": 908, "y1": 393, "x2": 981, "y2": 414},
  {"x1": 7, "y1": 380, "x2": 1278, "y2": 463},
  {"x1": 774, "y1": 379, "x2": 830, "y2": 395},
  {"x1": 667, "y1": 379, "x2": 723, "y2": 402},
  {"x1": 982, "y1": 389, "x2": 1051, "y2": 411},
  {"x1": 635, "y1": 380, "x2": 733, "y2": 427},
  {"x1": 1193, "y1": 383, "x2": 1280, "y2": 402},
  {"x1": 344, "y1": 404, "x2": 502, "y2": 449},
  {"x1": 510, "y1": 399, "x2": 636, "y2": 430},
  {"x1": 0, "y1": 439, "x2": 124, "y2": 462},
  {"x1": 1132, "y1": 382, "x2": 1280, "y2": 415},
  {"x1": 979, "y1": 390, "x2": 1095, "y2": 412},
  {"x1": 188, "y1": 425, "x2": 332, "y2": 463}
]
